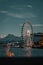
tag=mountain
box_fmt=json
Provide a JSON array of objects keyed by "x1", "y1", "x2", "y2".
[
  {"x1": 0, "y1": 32, "x2": 43, "y2": 44},
  {"x1": 0, "y1": 34, "x2": 6, "y2": 39},
  {"x1": 33, "y1": 32, "x2": 43, "y2": 44},
  {"x1": 33, "y1": 32, "x2": 43, "y2": 37},
  {"x1": 0, "y1": 34, "x2": 21, "y2": 43},
  {"x1": 33, "y1": 36, "x2": 41, "y2": 43}
]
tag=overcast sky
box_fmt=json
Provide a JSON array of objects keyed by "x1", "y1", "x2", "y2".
[{"x1": 0, "y1": 0, "x2": 43, "y2": 36}]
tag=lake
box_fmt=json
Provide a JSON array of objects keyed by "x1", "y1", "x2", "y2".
[{"x1": 0, "y1": 47, "x2": 43, "y2": 57}]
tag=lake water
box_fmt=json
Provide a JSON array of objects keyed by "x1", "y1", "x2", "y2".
[{"x1": 0, "y1": 47, "x2": 43, "y2": 57}]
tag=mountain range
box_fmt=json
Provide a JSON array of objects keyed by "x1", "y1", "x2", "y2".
[
  {"x1": 0, "y1": 33, "x2": 43, "y2": 44},
  {"x1": 0, "y1": 34, "x2": 21, "y2": 43}
]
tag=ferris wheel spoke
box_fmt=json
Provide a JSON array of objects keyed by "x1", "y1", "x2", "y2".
[{"x1": 21, "y1": 21, "x2": 33, "y2": 48}]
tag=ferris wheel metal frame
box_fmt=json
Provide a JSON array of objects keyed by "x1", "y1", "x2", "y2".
[{"x1": 21, "y1": 21, "x2": 33, "y2": 45}]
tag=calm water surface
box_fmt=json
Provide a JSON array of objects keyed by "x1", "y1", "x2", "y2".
[{"x1": 0, "y1": 47, "x2": 43, "y2": 57}]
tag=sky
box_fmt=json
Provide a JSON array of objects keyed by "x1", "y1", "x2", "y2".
[{"x1": 0, "y1": 0, "x2": 43, "y2": 36}]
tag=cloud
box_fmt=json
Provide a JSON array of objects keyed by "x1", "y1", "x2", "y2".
[
  {"x1": 0, "y1": 10, "x2": 8, "y2": 14},
  {"x1": 32, "y1": 24, "x2": 43, "y2": 27},
  {"x1": 30, "y1": 13, "x2": 36, "y2": 18},
  {"x1": 9, "y1": 4, "x2": 32, "y2": 9},
  {"x1": 0, "y1": 10, "x2": 24, "y2": 19},
  {"x1": 9, "y1": 5, "x2": 24, "y2": 10},
  {"x1": 0, "y1": 10, "x2": 36, "y2": 19},
  {"x1": 19, "y1": 23, "x2": 43, "y2": 27},
  {"x1": 27, "y1": 5, "x2": 32, "y2": 8},
  {"x1": 7, "y1": 12, "x2": 37, "y2": 19},
  {"x1": 7, "y1": 13, "x2": 24, "y2": 19},
  {"x1": 23, "y1": 13, "x2": 37, "y2": 18}
]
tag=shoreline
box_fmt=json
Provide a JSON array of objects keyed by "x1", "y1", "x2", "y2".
[{"x1": 0, "y1": 45, "x2": 43, "y2": 49}]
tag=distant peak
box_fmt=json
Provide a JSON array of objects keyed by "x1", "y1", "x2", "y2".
[{"x1": 0, "y1": 34, "x2": 6, "y2": 39}]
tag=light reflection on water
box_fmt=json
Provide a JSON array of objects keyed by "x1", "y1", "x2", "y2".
[
  {"x1": 0, "y1": 47, "x2": 43, "y2": 57},
  {"x1": 24, "y1": 47, "x2": 32, "y2": 57}
]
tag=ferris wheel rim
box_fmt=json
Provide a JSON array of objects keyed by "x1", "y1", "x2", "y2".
[{"x1": 21, "y1": 21, "x2": 33, "y2": 43}]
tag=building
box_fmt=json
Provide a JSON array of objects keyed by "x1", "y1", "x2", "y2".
[{"x1": 39, "y1": 37, "x2": 43, "y2": 46}]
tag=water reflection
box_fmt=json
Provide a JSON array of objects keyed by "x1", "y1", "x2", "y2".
[{"x1": 24, "y1": 47, "x2": 32, "y2": 57}]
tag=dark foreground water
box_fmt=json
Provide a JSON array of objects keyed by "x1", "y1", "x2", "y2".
[{"x1": 0, "y1": 47, "x2": 43, "y2": 57}]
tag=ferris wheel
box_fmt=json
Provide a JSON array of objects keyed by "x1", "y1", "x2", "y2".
[{"x1": 21, "y1": 21, "x2": 33, "y2": 47}]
